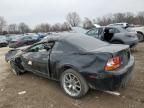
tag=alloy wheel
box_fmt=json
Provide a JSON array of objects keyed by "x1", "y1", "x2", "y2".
[{"x1": 63, "y1": 73, "x2": 81, "y2": 97}]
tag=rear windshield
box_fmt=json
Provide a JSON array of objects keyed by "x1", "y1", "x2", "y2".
[{"x1": 67, "y1": 35, "x2": 109, "y2": 51}]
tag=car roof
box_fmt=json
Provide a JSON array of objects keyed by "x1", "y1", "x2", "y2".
[
  {"x1": 97, "y1": 26, "x2": 125, "y2": 30},
  {"x1": 39, "y1": 33, "x2": 109, "y2": 51},
  {"x1": 41, "y1": 33, "x2": 89, "y2": 42},
  {"x1": 89, "y1": 26, "x2": 118, "y2": 30}
]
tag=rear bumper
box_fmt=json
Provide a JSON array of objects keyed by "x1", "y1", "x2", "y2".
[{"x1": 87, "y1": 56, "x2": 135, "y2": 91}]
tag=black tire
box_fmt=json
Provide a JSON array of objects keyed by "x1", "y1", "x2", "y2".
[
  {"x1": 60, "y1": 69, "x2": 89, "y2": 98},
  {"x1": 10, "y1": 61, "x2": 23, "y2": 76},
  {"x1": 111, "y1": 41, "x2": 123, "y2": 44},
  {"x1": 137, "y1": 32, "x2": 144, "y2": 42}
]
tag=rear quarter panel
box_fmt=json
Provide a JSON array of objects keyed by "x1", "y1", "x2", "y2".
[{"x1": 50, "y1": 51, "x2": 111, "y2": 80}]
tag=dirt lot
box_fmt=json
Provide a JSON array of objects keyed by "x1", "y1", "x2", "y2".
[{"x1": 0, "y1": 44, "x2": 144, "y2": 108}]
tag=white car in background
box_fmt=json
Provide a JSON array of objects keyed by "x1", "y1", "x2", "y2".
[
  {"x1": 127, "y1": 26, "x2": 144, "y2": 42},
  {"x1": 108, "y1": 22, "x2": 129, "y2": 28},
  {"x1": 108, "y1": 23, "x2": 144, "y2": 42}
]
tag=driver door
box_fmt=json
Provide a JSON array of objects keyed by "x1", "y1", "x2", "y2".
[{"x1": 21, "y1": 42, "x2": 53, "y2": 77}]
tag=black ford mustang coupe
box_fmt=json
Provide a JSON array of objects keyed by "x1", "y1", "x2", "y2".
[{"x1": 5, "y1": 33, "x2": 135, "y2": 98}]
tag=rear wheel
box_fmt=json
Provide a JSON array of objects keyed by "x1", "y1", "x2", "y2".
[
  {"x1": 60, "y1": 69, "x2": 89, "y2": 98},
  {"x1": 137, "y1": 32, "x2": 144, "y2": 42}
]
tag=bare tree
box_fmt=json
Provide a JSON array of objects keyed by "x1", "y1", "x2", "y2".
[
  {"x1": 61, "y1": 22, "x2": 72, "y2": 31},
  {"x1": 34, "y1": 22, "x2": 71, "y2": 32},
  {"x1": 8, "y1": 24, "x2": 18, "y2": 34},
  {"x1": 95, "y1": 12, "x2": 144, "y2": 26},
  {"x1": 113, "y1": 13, "x2": 126, "y2": 23},
  {"x1": 34, "y1": 23, "x2": 51, "y2": 33},
  {"x1": 66, "y1": 12, "x2": 81, "y2": 27},
  {"x1": 33, "y1": 25, "x2": 42, "y2": 33},
  {"x1": 138, "y1": 11, "x2": 144, "y2": 17},
  {"x1": 124, "y1": 12, "x2": 135, "y2": 24},
  {"x1": 96, "y1": 17, "x2": 110, "y2": 26},
  {"x1": 18, "y1": 22, "x2": 30, "y2": 33},
  {"x1": 40, "y1": 23, "x2": 51, "y2": 32},
  {"x1": 83, "y1": 17, "x2": 94, "y2": 29},
  {"x1": 0, "y1": 16, "x2": 6, "y2": 34},
  {"x1": 136, "y1": 11, "x2": 144, "y2": 25},
  {"x1": 51, "y1": 23, "x2": 62, "y2": 32}
]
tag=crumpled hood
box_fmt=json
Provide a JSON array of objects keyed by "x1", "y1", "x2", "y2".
[{"x1": 5, "y1": 45, "x2": 30, "y2": 62}]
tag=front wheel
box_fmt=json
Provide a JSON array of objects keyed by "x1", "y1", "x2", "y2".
[
  {"x1": 60, "y1": 69, "x2": 89, "y2": 98},
  {"x1": 10, "y1": 61, "x2": 24, "y2": 75},
  {"x1": 137, "y1": 33, "x2": 144, "y2": 42}
]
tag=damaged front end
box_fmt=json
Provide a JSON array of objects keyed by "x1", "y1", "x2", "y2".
[
  {"x1": 5, "y1": 46, "x2": 29, "y2": 62},
  {"x1": 5, "y1": 49, "x2": 19, "y2": 62}
]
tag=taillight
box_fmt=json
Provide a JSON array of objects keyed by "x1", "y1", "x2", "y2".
[{"x1": 105, "y1": 56, "x2": 121, "y2": 71}]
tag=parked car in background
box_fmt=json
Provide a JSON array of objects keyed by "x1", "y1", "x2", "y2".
[
  {"x1": 5, "y1": 33, "x2": 135, "y2": 98},
  {"x1": 0, "y1": 35, "x2": 8, "y2": 47},
  {"x1": 9, "y1": 35, "x2": 39, "y2": 48},
  {"x1": 86, "y1": 26, "x2": 138, "y2": 48},
  {"x1": 107, "y1": 23, "x2": 144, "y2": 42},
  {"x1": 127, "y1": 26, "x2": 144, "y2": 42},
  {"x1": 7, "y1": 35, "x2": 24, "y2": 43},
  {"x1": 37, "y1": 33, "x2": 48, "y2": 40},
  {"x1": 108, "y1": 22, "x2": 129, "y2": 28}
]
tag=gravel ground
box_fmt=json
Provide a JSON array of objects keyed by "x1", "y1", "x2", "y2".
[{"x1": 0, "y1": 43, "x2": 144, "y2": 108}]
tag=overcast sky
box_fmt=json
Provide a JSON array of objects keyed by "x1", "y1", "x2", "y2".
[{"x1": 1, "y1": 0, "x2": 144, "y2": 27}]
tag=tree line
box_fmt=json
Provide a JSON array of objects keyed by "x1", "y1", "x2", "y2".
[
  {"x1": 94, "y1": 11, "x2": 144, "y2": 26},
  {"x1": 0, "y1": 11, "x2": 144, "y2": 34}
]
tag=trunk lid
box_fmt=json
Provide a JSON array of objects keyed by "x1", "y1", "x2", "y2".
[
  {"x1": 89, "y1": 44, "x2": 130, "y2": 67},
  {"x1": 90, "y1": 44, "x2": 129, "y2": 53}
]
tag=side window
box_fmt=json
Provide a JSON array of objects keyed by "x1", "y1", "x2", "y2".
[
  {"x1": 108, "y1": 28, "x2": 120, "y2": 34},
  {"x1": 87, "y1": 29, "x2": 99, "y2": 37},
  {"x1": 28, "y1": 42, "x2": 54, "y2": 52},
  {"x1": 28, "y1": 44, "x2": 45, "y2": 52},
  {"x1": 114, "y1": 28, "x2": 120, "y2": 33},
  {"x1": 108, "y1": 28, "x2": 115, "y2": 34}
]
